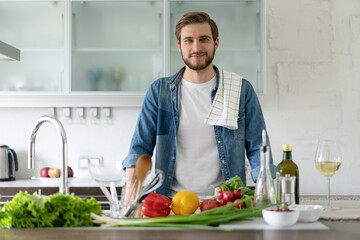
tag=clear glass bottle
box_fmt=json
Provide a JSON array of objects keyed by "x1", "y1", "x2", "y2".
[
  {"x1": 254, "y1": 130, "x2": 276, "y2": 207},
  {"x1": 276, "y1": 144, "x2": 299, "y2": 204}
]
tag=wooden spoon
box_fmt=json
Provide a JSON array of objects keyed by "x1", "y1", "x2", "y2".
[{"x1": 135, "y1": 155, "x2": 152, "y2": 198}]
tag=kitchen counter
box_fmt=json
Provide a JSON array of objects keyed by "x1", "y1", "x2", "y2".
[
  {"x1": 0, "y1": 220, "x2": 359, "y2": 240},
  {"x1": 0, "y1": 178, "x2": 100, "y2": 188},
  {"x1": 1, "y1": 183, "x2": 359, "y2": 239},
  {"x1": 0, "y1": 180, "x2": 119, "y2": 209}
]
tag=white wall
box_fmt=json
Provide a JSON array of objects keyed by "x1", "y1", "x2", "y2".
[
  {"x1": 0, "y1": 107, "x2": 139, "y2": 180},
  {"x1": 0, "y1": 0, "x2": 359, "y2": 195}
]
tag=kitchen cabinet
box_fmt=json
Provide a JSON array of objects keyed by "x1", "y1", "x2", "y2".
[
  {"x1": 71, "y1": 1, "x2": 163, "y2": 92},
  {"x1": 0, "y1": 0, "x2": 265, "y2": 107},
  {"x1": 0, "y1": 1, "x2": 65, "y2": 93}
]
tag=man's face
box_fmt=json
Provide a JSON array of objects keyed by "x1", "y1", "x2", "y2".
[{"x1": 178, "y1": 23, "x2": 219, "y2": 71}]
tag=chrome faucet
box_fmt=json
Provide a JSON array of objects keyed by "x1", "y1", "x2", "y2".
[{"x1": 28, "y1": 115, "x2": 69, "y2": 195}]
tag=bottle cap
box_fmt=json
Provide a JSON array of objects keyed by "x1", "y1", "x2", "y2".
[{"x1": 282, "y1": 144, "x2": 292, "y2": 151}]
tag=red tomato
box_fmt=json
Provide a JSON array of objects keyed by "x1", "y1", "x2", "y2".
[{"x1": 200, "y1": 199, "x2": 220, "y2": 212}]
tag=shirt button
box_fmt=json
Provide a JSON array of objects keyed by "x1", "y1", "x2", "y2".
[
  {"x1": 168, "y1": 176, "x2": 172, "y2": 179},
  {"x1": 172, "y1": 156, "x2": 175, "y2": 159},
  {"x1": 218, "y1": 140, "x2": 222, "y2": 144},
  {"x1": 222, "y1": 160, "x2": 225, "y2": 164}
]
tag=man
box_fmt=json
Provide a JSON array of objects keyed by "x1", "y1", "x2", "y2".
[{"x1": 123, "y1": 12, "x2": 275, "y2": 200}]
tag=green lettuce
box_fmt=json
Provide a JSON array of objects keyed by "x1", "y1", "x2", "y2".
[
  {"x1": 0, "y1": 191, "x2": 102, "y2": 229},
  {"x1": 218, "y1": 175, "x2": 244, "y2": 191}
]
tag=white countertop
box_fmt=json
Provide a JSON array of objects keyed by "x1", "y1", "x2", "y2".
[{"x1": 0, "y1": 178, "x2": 101, "y2": 188}]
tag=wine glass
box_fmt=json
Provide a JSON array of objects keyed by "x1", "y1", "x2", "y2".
[{"x1": 314, "y1": 139, "x2": 341, "y2": 210}]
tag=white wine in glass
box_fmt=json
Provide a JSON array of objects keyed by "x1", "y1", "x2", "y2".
[{"x1": 315, "y1": 139, "x2": 341, "y2": 210}]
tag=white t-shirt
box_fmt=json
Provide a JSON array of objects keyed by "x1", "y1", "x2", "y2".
[{"x1": 170, "y1": 76, "x2": 223, "y2": 200}]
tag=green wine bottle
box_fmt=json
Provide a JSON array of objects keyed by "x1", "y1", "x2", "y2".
[{"x1": 276, "y1": 144, "x2": 299, "y2": 204}]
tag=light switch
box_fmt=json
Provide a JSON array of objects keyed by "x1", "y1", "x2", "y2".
[
  {"x1": 90, "y1": 158, "x2": 101, "y2": 166},
  {"x1": 79, "y1": 158, "x2": 89, "y2": 168}
]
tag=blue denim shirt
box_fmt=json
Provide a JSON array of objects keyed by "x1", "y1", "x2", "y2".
[{"x1": 123, "y1": 66, "x2": 276, "y2": 197}]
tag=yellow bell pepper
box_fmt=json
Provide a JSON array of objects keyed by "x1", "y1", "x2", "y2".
[{"x1": 171, "y1": 190, "x2": 200, "y2": 216}]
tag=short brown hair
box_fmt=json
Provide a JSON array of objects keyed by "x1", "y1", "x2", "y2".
[{"x1": 175, "y1": 12, "x2": 219, "y2": 42}]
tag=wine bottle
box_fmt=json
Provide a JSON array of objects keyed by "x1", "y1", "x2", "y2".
[
  {"x1": 254, "y1": 130, "x2": 276, "y2": 207},
  {"x1": 276, "y1": 144, "x2": 299, "y2": 204}
]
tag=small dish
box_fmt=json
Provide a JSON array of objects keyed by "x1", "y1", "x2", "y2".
[
  {"x1": 292, "y1": 204, "x2": 324, "y2": 222},
  {"x1": 31, "y1": 176, "x2": 74, "y2": 183},
  {"x1": 262, "y1": 207, "x2": 299, "y2": 227}
]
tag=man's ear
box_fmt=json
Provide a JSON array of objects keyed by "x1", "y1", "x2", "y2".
[
  {"x1": 214, "y1": 38, "x2": 219, "y2": 50},
  {"x1": 177, "y1": 40, "x2": 181, "y2": 52}
]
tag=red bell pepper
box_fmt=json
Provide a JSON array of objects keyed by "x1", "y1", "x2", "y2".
[{"x1": 141, "y1": 192, "x2": 171, "y2": 217}]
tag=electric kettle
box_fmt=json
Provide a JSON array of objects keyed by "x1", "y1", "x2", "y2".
[{"x1": 0, "y1": 145, "x2": 18, "y2": 181}]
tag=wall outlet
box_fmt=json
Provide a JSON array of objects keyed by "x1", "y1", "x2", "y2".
[{"x1": 78, "y1": 156, "x2": 103, "y2": 169}]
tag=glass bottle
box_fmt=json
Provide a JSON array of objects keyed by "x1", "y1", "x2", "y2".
[
  {"x1": 276, "y1": 144, "x2": 299, "y2": 204},
  {"x1": 254, "y1": 130, "x2": 276, "y2": 207}
]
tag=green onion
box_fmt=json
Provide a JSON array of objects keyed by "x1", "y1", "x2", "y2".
[{"x1": 92, "y1": 195, "x2": 271, "y2": 230}]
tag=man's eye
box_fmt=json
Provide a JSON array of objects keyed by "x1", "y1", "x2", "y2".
[
  {"x1": 201, "y1": 37, "x2": 210, "y2": 41},
  {"x1": 184, "y1": 39, "x2": 192, "y2": 43}
]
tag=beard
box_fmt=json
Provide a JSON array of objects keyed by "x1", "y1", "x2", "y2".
[{"x1": 180, "y1": 47, "x2": 216, "y2": 71}]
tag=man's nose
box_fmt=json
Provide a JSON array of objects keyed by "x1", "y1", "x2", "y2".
[{"x1": 192, "y1": 40, "x2": 201, "y2": 51}]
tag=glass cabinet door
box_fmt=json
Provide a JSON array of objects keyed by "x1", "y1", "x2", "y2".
[
  {"x1": 0, "y1": 1, "x2": 65, "y2": 92},
  {"x1": 169, "y1": 0, "x2": 264, "y2": 93},
  {"x1": 71, "y1": 0, "x2": 163, "y2": 92}
]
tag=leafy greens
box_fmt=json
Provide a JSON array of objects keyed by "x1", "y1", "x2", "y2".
[
  {"x1": 0, "y1": 191, "x2": 102, "y2": 229},
  {"x1": 207, "y1": 176, "x2": 255, "y2": 208}
]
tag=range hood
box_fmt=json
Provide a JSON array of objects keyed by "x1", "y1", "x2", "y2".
[{"x1": 0, "y1": 41, "x2": 20, "y2": 61}]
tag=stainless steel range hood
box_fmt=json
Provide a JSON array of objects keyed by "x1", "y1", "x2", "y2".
[{"x1": 0, "y1": 41, "x2": 20, "y2": 61}]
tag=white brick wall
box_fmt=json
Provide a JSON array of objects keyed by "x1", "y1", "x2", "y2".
[{"x1": 262, "y1": 0, "x2": 360, "y2": 195}]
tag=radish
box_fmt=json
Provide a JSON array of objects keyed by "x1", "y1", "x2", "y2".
[
  {"x1": 216, "y1": 190, "x2": 224, "y2": 202},
  {"x1": 233, "y1": 189, "x2": 243, "y2": 198},
  {"x1": 219, "y1": 198, "x2": 227, "y2": 206},
  {"x1": 223, "y1": 191, "x2": 234, "y2": 202},
  {"x1": 234, "y1": 198, "x2": 244, "y2": 209}
]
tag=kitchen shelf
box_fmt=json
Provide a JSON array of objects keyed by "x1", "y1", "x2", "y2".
[
  {"x1": 0, "y1": 95, "x2": 144, "y2": 107},
  {"x1": 73, "y1": 48, "x2": 162, "y2": 52},
  {"x1": 20, "y1": 48, "x2": 64, "y2": 52}
]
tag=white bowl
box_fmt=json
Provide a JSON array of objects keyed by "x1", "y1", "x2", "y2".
[
  {"x1": 262, "y1": 207, "x2": 299, "y2": 227},
  {"x1": 292, "y1": 204, "x2": 324, "y2": 222}
]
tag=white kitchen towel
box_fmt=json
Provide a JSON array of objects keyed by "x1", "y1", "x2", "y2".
[
  {"x1": 205, "y1": 70, "x2": 242, "y2": 130},
  {"x1": 301, "y1": 197, "x2": 360, "y2": 221}
]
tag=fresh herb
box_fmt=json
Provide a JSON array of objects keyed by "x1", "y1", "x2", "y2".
[{"x1": 0, "y1": 191, "x2": 102, "y2": 229}]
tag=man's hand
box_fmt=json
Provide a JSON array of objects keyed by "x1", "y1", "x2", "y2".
[{"x1": 124, "y1": 167, "x2": 137, "y2": 201}]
